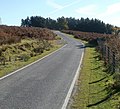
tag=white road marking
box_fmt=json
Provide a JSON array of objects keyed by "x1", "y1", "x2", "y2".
[
  {"x1": 0, "y1": 44, "x2": 67, "y2": 81},
  {"x1": 61, "y1": 51, "x2": 84, "y2": 109}
]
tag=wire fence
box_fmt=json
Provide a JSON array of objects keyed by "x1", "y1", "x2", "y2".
[{"x1": 97, "y1": 38, "x2": 120, "y2": 73}]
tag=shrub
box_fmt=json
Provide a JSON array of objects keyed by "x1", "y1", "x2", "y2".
[
  {"x1": 19, "y1": 53, "x2": 30, "y2": 61},
  {"x1": 0, "y1": 25, "x2": 56, "y2": 45}
]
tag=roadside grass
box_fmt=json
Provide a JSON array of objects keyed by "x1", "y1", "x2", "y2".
[
  {"x1": 63, "y1": 33, "x2": 120, "y2": 109},
  {"x1": 70, "y1": 43, "x2": 120, "y2": 109},
  {"x1": 64, "y1": 33, "x2": 87, "y2": 44},
  {"x1": 0, "y1": 39, "x2": 63, "y2": 78},
  {"x1": 64, "y1": 33, "x2": 74, "y2": 39}
]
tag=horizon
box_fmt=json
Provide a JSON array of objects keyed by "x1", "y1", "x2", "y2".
[{"x1": 0, "y1": 0, "x2": 120, "y2": 27}]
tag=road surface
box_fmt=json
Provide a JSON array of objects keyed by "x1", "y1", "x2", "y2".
[{"x1": 0, "y1": 31, "x2": 84, "y2": 109}]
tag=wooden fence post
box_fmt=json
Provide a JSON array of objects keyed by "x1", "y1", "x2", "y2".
[
  {"x1": 112, "y1": 52, "x2": 116, "y2": 73},
  {"x1": 107, "y1": 46, "x2": 110, "y2": 65}
]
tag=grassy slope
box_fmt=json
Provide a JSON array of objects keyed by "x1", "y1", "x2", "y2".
[
  {"x1": 70, "y1": 44, "x2": 120, "y2": 109},
  {"x1": 0, "y1": 38, "x2": 63, "y2": 78}
]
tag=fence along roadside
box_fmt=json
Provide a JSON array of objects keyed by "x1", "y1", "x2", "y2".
[{"x1": 97, "y1": 38, "x2": 120, "y2": 73}]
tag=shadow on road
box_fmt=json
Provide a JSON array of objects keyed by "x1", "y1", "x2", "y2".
[{"x1": 75, "y1": 44, "x2": 85, "y2": 49}]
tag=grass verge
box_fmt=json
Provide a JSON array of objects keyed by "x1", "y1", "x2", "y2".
[
  {"x1": 64, "y1": 33, "x2": 120, "y2": 109},
  {"x1": 70, "y1": 44, "x2": 116, "y2": 109},
  {"x1": 0, "y1": 40, "x2": 63, "y2": 78},
  {"x1": 64, "y1": 33, "x2": 87, "y2": 44}
]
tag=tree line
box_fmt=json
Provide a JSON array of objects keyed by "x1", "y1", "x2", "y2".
[{"x1": 21, "y1": 16, "x2": 113, "y2": 34}]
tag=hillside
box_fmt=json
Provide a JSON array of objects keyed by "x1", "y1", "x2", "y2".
[{"x1": 0, "y1": 26, "x2": 62, "y2": 77}]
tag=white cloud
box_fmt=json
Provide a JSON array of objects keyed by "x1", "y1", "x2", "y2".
[
  {"x1": 106, "y1": 2, "x2": 120, "y2": 15},
  {"x1": 76, "y1": 4, "x2": 97, "y2": 15},
  {"x1": 47, "y1": 0, "x2": 63, "y2": 9},
  {"x1": 62, "y1": 0, "x2": 81, "y2": 9},
  {"x1": 47, "y1": 0, "x2": 81, "y2": 15},
  {"x1": 99, "y1": 2, "x2": 120, "y2": 17},
  {"x1": 97, "y1": 2, "x2": 120, "y2": 26},
  {"x1": 75, "y1": 2, "x2": 120, "y2": 26}
]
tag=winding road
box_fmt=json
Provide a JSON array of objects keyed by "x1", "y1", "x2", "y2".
[{"x1": 0, "y1": 31, "x2": 84, "y2": 109}]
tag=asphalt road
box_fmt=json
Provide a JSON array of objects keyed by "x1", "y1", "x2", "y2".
[{"x1": 0, "y1": 31, "x2": 84, "y2": 109}]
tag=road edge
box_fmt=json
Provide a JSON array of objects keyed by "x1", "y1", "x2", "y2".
[
  {"x1": 0, "y1": 44, "x2": 67, "y2": 81},
  {"x1": 61, "y1": 51, "x2": 84, "y2": 109}
]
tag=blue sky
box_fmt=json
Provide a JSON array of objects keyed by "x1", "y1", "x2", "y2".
[{"x1": 0, "y1": 0, "x2": 120, "y2": 27}]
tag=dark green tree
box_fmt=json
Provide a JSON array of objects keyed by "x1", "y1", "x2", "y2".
[
  {"x1": 21, "y1": 16, "x2": 114, "y2": 34},
  {"x1": 57, "y1": 16, "x2": 68, "y2": 30}
]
